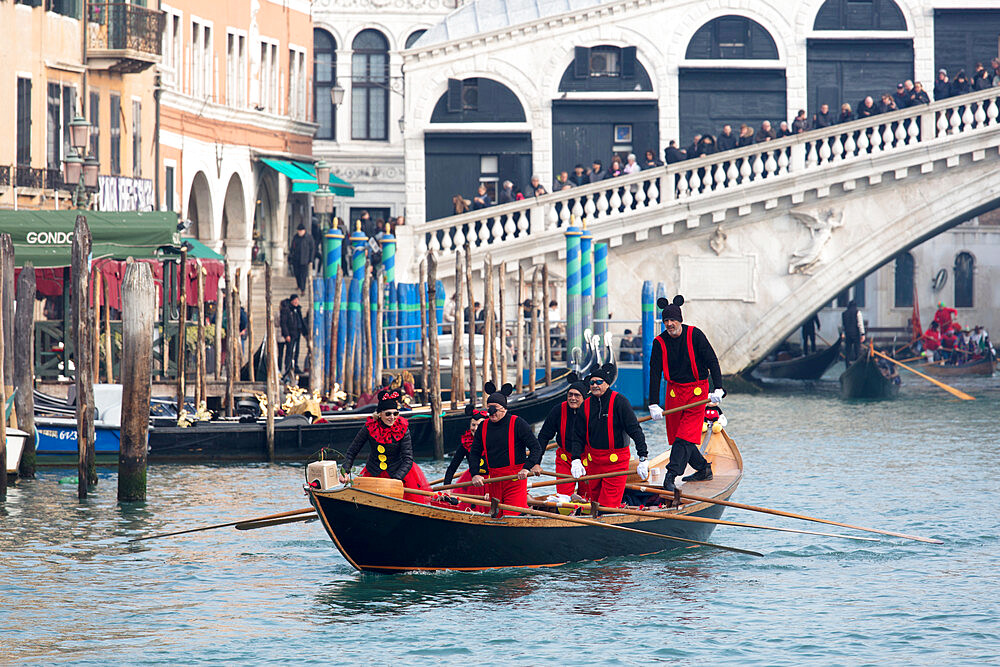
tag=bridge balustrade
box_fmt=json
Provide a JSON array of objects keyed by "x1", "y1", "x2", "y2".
[{"x1": 416, "y1": 87, "x2": 1000, "y2": 261}]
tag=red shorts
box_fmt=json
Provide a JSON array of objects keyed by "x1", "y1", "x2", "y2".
[
  {"x1": 665, "y1": 380, "x2": 709, "y2": 444},
  {"x1": 579, "y1": 445, "x2": 630, "y2": 508},
  {"x1": 485, "y1": 463, "x2": 528, "y2": 516}
]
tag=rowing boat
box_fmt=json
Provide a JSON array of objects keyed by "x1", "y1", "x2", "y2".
[
  {"x1": 839, "y1": 353, "x2": 899, "y2": 400},
  {"x1": 912, "y1": 355, "x2": 995, "y2": 378},
  {"x1": 756, "y1": 339, "x2": 841, "y2": 381},
  {"x1": 308, "y1": 426, "x2": 744, "y2": 573}
]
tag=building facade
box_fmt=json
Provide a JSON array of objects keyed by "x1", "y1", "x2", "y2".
[
  {"x1": 310, "y1": 0, "x2": 460, "y2": 231},
  {"x1": 0, "y1": 0, "x2": 161, "y2": 212},
  {"x1": 158, "y1": 0, "x2": 315, "y2": 273}
]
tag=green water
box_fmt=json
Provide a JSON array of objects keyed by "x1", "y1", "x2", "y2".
[{"x1": 2, "y1": 378, "x2": 999, "y2": 664}]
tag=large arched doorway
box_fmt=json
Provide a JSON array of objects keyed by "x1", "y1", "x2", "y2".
[
  {"x1": 552, "y1": 45, "x2": 656, "y2": 174},
  {"x1": 423, "y1": 77, "x2": 529, "y2": 221},
  {"x1": 351, "y1": 29, "x2": 389, "y2": 141},
  {"x1": 221, "y1": 173, "x2": 246, "y2": 247},
  {"x1": 187, "y1": 171, "x2": 213, "y2": 241},
  {"x1": 680, "y1": 15, "x2": 785, "y2": 144},
  {"x1": 807, "y1": 0, "x2": 911, "y2": 113}
]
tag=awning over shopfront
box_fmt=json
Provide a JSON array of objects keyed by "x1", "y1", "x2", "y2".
[
  {"x1": 259, "y1": 158, "x2": 354, "y2": 197},
  {"x1": 0, "y1": 210, "x2": 179, "y2": 268},
  {"x1": 181, "y1": 237, "x2": 225, "y2": 261}
]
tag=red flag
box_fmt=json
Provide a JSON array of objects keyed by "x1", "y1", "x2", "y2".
[{"x1": 911, "y1": 283, "x2": 922, "y2": 341}]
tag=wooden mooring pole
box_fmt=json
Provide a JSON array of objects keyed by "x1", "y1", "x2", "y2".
[
  {"x1": 498, "y1": 261, "x2": 507, "y2": 387},
  {"x1": 102, "y1": 272, "x2": 113, "y2": 383},
  {"x1": 483, "y1": 255, "x2": 495, "y2": 388},
  {"x1": 175, "y1": 247, "x2": 188, "y2": 416},
  {"x1": 0, "y1": 238, "x2": 7, "y2": 499},
  {"x1": 71, "y1": 218, "x2": 96, "y2": 497},
  {"x1": 119, "y1": 260, "x2": 154, "y2": 502},
  {"x1": 451, "y1": 250, "x2": 464, "y2": 409},
  {"x1": 195, "y1": 263, "x2": 206, "y2": 409},
  {"x1": 529, "y1": 267, "x2": 538, "y2": 392},
  {"x1": 464, "y1": 244, "x2": 477, "y2": 404},
  {"x1": 427, "y1": 252, "x2": 444, "y2": 459},
  {"x1": 246, "y1": 271, "x2": 255, "y2": 383},
  {"x1": 542, "y1": 265, "x2": 552, "y2": 385},
  {"x1": 214, "y1": 280, "x2": 224, "y2": 380},
  {"x1": 418, "y1": 260, "x2": 429, "y2": 405},
  {"x1": 265, "y1": 263, "x2": 276, "y2": 461},
  {"x1": 14, "y1": 262, "x2": 36, "y2": 479}
]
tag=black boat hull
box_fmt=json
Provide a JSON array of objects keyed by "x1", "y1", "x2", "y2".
[
  {"x1": 839, "y1": 355, "x2": 899, "y2": 400},
  {"x1": 310, "y1": 487, "x2": 733, "y2": 573},
  {"x1": 757, "y1": 339, "x2": 842, "y2": 380}
]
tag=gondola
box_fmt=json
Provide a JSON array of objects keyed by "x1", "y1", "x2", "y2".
[
  {"x1": 912, "y1": 352, "x2": 995, "y2": 377},
  {"x1": 308, "y1": 427, "x2": 744, "y2": 573},
  {"x1": 839, "y1": 351, "x2": 899, "y2": 400},
  {"x1": 146, "y1": 373, "x2": 572, "y2": 463},
  {"x1": 756, "y1": 339, "x2": 841, "y2": 380}
]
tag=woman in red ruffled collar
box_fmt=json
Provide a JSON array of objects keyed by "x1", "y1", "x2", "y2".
[{"x1": 340, "y1": 388, "x2": 431, "y2": 503}]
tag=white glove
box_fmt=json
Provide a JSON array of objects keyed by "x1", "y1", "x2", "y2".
[
  {"x1": 708, "y1": 389, "x2": 725, "y2": 404},
  {"x1": 647, "y1": 404, "x2": 664, "y2": 420},
  {"x1": 570, "y1": 458, "x2": 586, "y2": 479},
  {"x1": 636, "y1": 459, "x2": 649, "y2": 481}
]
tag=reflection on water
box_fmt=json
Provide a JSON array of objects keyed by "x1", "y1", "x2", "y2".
[{"x1": 2, "y1": 379, "x2": 999, "y2": 664}]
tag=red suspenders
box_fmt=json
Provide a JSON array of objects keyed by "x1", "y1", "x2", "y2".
[
  {"x1": 583, "y1": 391, "x2": 617, "y2": 449},
  {"x1": 481, "y1": 415, "x2": 519, "y2": 468},
  {"x1": 558, "y1": 402, "x2": 567, "y2": 449},
  {"x1": 655, "y1": 326, "x2": 700, "y2": 383}
]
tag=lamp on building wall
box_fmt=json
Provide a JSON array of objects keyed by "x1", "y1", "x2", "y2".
[
  {"x1": 62, "y1": 114, "x2": 98, "y2": 209},
  {"x1": 330, "y1": 84, "x2": 345, "y2": 107},
  {"x1": 313, "y1": 159, "x2": 335, "y2": 229}
]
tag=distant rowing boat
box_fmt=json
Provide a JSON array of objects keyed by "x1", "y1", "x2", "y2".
[
  {"x1": 756, "y1": 339, "x2": 842, "y2": 381},
  {"x1": 839, "y1": 352, "x2": 899, "y2": 400}
]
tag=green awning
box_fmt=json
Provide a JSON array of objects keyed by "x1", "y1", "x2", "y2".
[
  {"x1": 181, "y1": 237, "x2": 224, "y2": 261},
  {"x1": 0, "y1": 210, "x2": 179, "y2": 268},
  {"x1": 259, "y1": 157, "x2": 354, "y2": 197}
]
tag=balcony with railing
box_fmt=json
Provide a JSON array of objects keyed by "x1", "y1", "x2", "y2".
[{"x1": 86, "y1": 1, "x2": 164, "y2": 73}]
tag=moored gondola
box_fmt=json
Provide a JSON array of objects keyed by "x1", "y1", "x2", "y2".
[
  {"x1": 839, "y1": 351, "x2": 899, "y2": 400},
  {"x1": 308, "y1": 428, "x2": 744, "y2": 573}
]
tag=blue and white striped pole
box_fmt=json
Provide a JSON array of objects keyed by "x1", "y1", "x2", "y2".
[
  {"x1": 642, "y1": 280, "x2": 654, "y2": 405},
  {"x1": 594, "y1": 242, "x2": 608, "y2": 336},
  {"x1": 565, "y1": 223, "x2": 582, "y2": 358},
  {"x1": 580, "y1": 224, "x2": 594, "y2": 336}
]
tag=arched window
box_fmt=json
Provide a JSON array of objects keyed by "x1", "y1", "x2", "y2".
[
  {"x1": 893, "y1": 251, "x2": 914, "y2": 307},
  {"x1": 685, "y1": 15, "x2": 779, "y2": 59},
  {"x1": 352, "y1": 29, "x2": 389, "y2": 141},
  {"x1": 558, "y1": 45, "x2": 653, "y2": 92},
  {"x1": 313, "y1": 29, "x2": 336, "y2": 140},
  {"x1": 813, "y1": 0, "x2": 906, "y2": 31},
  {"x1": 954, "y1": 252, "x2": 974, "y2": 308},
  {"x1": 404, "y1": 30, "x2": 426, "y2": 49}
]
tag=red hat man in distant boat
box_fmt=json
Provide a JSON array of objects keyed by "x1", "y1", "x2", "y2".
[
  {"x1": 569, "y1": 363, "x2": 649, "y2": 507},
  {"x1": 646, "y1": 295, "x2": 725, "y2": 493},
  {"x1": 469, "y1": 381, "x2": 543, "y2": 515},
  {"x1": 340, "y1": 387, "x2": 432, "y2": 504},
  {"x1": 536, "y1": 374, "x2": 588, "y2": 495},
  {"x1": 439, "y1": 403, "x2": 490, "y2": 508}
]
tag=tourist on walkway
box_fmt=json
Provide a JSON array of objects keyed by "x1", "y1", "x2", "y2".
[
  {"x1": 813, "y1": 103, "x2": 835, "y2": 128},
  {"x1": 278, "y1": 293, "x2": 305, "y2": 375},
  {"x1": 934, "y1": 69, "x2": 951, "y2": 100},
  {"x1": 524, "y1": 174, "x2": 547, "y2": 198},
  {"x1": 646, "y1": 295, "x2": 724, "y2": 493},
  {"x1": 570, "y1": 363, "x2": 649, "y2": 507},
  {"x1": 340, "y1": 388, "x2": 432, "y2": 504},
  {"x1": 791, "y1": 110, "x2": 810, "y2": 134},
  {"x1": 717, "y1": 124, "x2": 738, "y2": 151},
  {"x1": 471, "y1": 184, "x2": 493, "y2": 210},
  {"x1": 288, "y1": 223, "x2": 315, "y2": 292},
  {"x1": 664, "y1": 140, "x2": 686, "y2": 164},
  {"x1": 497, "y1": 180, "x2": 516, "y2": 204}
]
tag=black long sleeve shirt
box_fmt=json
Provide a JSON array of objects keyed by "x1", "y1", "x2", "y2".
[
  {"x1": 648, "y1": 325, "x2": 723, "y2": 404},
  {"x1": 469, "y1": 414, "x2": 542, "y2": 471},
  {"x1": 442, "y1": 432, "x2": 486, "y2": 485},
  {"x1": 536, "y1": 401, "x2": 581, "y2": 451},
  {"x1": 569, "y1": 391, "x2": 647, "y2": 459},
  {"x1": 343, "y1": 422, "x2": 414, "y2": 480}
]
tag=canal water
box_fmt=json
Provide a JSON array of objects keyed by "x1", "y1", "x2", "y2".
[{"x1": 3, "y1": 377, "x2": 999, "y2": 665}]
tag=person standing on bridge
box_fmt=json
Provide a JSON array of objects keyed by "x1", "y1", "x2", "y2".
[
  {"x1": 841, "y1": 300, "x2": 865, "y2": 364},
  {"x1": 646, "y1": 296, "x2": 724, "y2": 493}
]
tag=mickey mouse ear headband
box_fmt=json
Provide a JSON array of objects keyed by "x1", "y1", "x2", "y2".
[
  {"x1": 657, "y1": 295, "x2": 685, "y2": 322},
  {"x1": 377, "y1": 388, "x2": 401, "y2": 411}
]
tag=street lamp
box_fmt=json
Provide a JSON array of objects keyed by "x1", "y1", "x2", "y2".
[
  {"x1": 330, "y1": 84, "x2": 345, "y2": 106},
  {"x1": 61, "y1": 114, "x2": 98, "y2": 209},
  {"x1": 313, "y1": 159, "x2": 335, "y2": 230}
]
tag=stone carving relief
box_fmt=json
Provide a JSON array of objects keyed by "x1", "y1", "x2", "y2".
[
  {"x1": 709, "y1": 228, "x2": 727, "y2": 255},
  {"x1": 337, "y1": 165, "x2": 404, "y2": 182},
  {"x1": 787, "y1": 207, "x2": 844, "y2": 275}
]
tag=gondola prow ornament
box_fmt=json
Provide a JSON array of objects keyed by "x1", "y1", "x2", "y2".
[{"x1": 646, "y1": 295, "x2": 725, "y2": 492}]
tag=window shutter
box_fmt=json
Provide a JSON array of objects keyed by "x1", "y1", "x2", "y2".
[
  {"x1": 574, "y1": 46, "x2": 590, "y2": 78},
  {"x1": 621, "y1": 46, "x2": 637, "y2": 78},
  {"x1": 447, "y1": 78, "x2": 462, "y2": 112}
]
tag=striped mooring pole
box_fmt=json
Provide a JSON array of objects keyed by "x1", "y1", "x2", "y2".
[
  {"x1": 580, "y1": 223, "x2": 594, "y2": 336},
  {"x1": 565, "y1": 223, "x2": 582, "y2": 360},
  {"x1": 594, "y1": 241, "x2": 608, "y2": 336},
  {"x1": 381, "y1": 228, "x2": 397, "y2": 369},
  {"x1": 641, "y1": 280, "x2": 654, "y2": 405}
]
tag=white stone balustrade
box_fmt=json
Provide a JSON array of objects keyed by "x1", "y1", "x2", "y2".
[{"x1": 404, "y1": 87, "x2": 1000, "y2": 280}]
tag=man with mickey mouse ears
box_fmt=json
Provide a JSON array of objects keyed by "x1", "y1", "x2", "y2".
[
  {"x1": 569, "y1": 363, "x2": 649, "y2": 508},
  {"x1": 647, "y1": 295, "x2": 725, "y2": 492},
  {"x1": 469, "y1": 382, "x2": 543, "y2": 515}
]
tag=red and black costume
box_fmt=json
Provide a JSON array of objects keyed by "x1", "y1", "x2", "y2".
[
  {"x1": 443, "y1": 405, "x2": 490, "y2": 503},
  {"x1": 343, "y1": 389, "x2": 431, "y2": 503},
  {"x1": 570, "y1": 382, "x2": 647, "y2": 507},
  {"x1": 468, "y1": 413, "x2": 542, "y2": 515},
  {"x1": 649, "y1": 299, "x2": 723, "y2": 486},
  {"x1": 537, "y1": 387, "x2": 585, "y2": 495}
]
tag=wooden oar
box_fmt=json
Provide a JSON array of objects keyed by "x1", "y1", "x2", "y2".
[
  {"x1": 624, "y1": 483, "x2": 943, "y2": 544},
  {"x1": 526, "y1": 499, "x2": 879, "y2": 542},
  {"x1": 408, "y1": 487, "x2": 762, "y2": 557},
  {"x1": 235, "y1": 514, "x2": 317, "y2": 530},
  {"x1": 871, "y1": 348, "x2": 975, "y2": 401},
  {"x1": 129, "y1": 507, "x2": 316, "y2": 542}
]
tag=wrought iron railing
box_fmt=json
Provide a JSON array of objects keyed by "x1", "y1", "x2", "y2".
[
  {"x1": 0, "y1": 166, "x2": 10, "y2": 188},
  {"x1": 44, "y1": 168, "x2": 64, "y2": 190},
  {"x1": 87, "y1": 1, "x2": 164, "y2": 56},
  {"x1": 15, "y1": 166, "x2": 44, "y2": 189}
]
